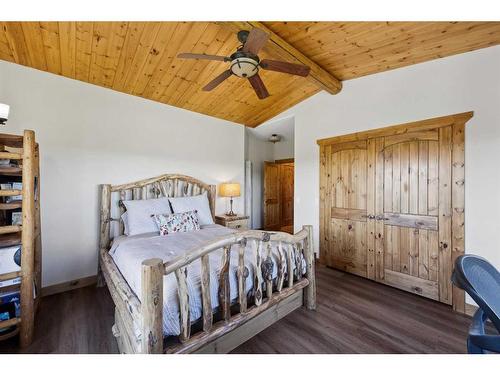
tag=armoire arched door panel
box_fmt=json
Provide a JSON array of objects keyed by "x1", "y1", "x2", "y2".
[{"x1": 322, "y1": 141, "x2": 368, "y2": 277}]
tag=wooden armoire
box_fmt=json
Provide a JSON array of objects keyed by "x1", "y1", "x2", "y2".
[{"x1": 317, "y1": 112, "x2": 472, "y2": 313}]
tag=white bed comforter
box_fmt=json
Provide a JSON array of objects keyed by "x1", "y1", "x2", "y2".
[{"x1": 110, "y1": 224, "x2": 303, "y2": 337}]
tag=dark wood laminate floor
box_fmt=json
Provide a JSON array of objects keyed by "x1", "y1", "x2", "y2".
[{"x1": 0, "y1": 265, "x2": 471, "y2": 354}]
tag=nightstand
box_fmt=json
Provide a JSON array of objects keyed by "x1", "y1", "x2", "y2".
[{"x1": 215, "y1": 215, "x2": 250, "y2": 230}]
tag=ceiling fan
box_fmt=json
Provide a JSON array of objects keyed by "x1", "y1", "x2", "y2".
[{"x1": 177, "y1": 28, "x2": 311, "y2": 99}]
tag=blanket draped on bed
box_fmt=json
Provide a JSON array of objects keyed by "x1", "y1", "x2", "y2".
[{"x1": 110, "y1": 224, "x2": 304, "y2": 337}]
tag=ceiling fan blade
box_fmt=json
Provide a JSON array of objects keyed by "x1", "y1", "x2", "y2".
[
  {"x1": 248, "y1": 74, "x2": 269, "y2": 99},
  {"x1": 178, "y1": 53, "x2": 229, "y2": 62},
  {"x1": 242, "y1": 28, "x2": 269, "y2": 55},
  {"x1": 260, "y1": 59, "x2": 311, "y2": 77},
  {"x1": 202, "y1": 70, "x2": 232, "y2": 91}
]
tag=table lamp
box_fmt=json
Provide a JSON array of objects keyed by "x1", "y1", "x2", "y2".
[{"x1": 219, "y1": 182, "x2": 240, "y2": 217}]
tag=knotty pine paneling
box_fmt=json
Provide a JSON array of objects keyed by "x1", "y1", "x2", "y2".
[{"x1": 1, "y1": 22, "x2": 499, "y2": 126}]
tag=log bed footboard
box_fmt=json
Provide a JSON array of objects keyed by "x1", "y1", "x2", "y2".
[
  {"x1": 100, "y1": 226, "x2": 316, "y2": 354},
  {"x1": 97, "y1": 175, "x2": 316, "y2": 354}
]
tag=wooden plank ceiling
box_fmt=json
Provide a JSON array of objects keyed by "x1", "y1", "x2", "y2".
[{"x1": 0, "y1": 22, "x2": 499, "y2": 127}]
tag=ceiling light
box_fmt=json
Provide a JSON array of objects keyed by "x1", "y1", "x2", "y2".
[
  {"x1": 269, "y1": 134, "x2": 281, "y2": 143},
  {"x1": 230, "y1": 57, "x2": 259, "y2": 78}
]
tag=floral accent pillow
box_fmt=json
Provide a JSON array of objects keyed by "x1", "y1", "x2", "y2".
[{"x1": 152, "y1": 210, "x2": 200, "y2": 236}]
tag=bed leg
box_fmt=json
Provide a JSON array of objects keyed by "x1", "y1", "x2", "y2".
[
  {"x1": 141, "y1": 258, "x2": 164, "y2": 354},
  {"x1": 303, "y1": 225, "x2": 316, "y2": 310}
]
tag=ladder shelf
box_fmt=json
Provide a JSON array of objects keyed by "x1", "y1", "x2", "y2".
[{"x1": 0, "y1": 130, "x2": 41, "y2": 346}]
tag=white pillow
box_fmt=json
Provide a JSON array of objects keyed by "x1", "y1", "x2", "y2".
[
  {"x1": 168, "y1": 192, "x2": 214, "y2": 226},
  {"x1": 122, "y1": 197, "x2": 172, "y2": 236}
]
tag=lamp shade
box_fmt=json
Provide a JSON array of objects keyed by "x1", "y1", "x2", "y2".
[{"x1": 219, "y1": 183, "x2": 240, "y2": 197}]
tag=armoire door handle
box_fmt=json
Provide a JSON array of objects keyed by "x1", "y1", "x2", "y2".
[{"x1": 362, "y1": 214, "x2": 376, "y2": 220}]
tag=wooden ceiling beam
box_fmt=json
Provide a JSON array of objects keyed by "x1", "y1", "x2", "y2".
[{"x1": 218, "y1": 21, "x2": 342, "y2": 95}]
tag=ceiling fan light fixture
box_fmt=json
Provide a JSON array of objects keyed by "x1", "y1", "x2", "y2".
[
  {"x1": 177, "y1": 28, "x2": 310, "y2": 99},
  {"x1": 230, "y1": 57, "x2": 259, "y2": 78}
]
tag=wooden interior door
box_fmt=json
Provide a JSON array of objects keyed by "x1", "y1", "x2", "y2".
[
  {"x1": 264, "y1": 161, "x2": 295, "y2": 232},
  {"x1": 373, "y1": 130, "x2": 447, "y2": 303},
  {"x1": 321, "y1": 141, "x2": 368, "y2": 277},
  {"x1": 279, "y1": 162, "x2": 294, "y2": 233},
  {"x1": 264, "y1": 161, "x2": 280, "y2": 230}
]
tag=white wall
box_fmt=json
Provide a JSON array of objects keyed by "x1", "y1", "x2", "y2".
[
  {"x1": 0, "y1": 61, "x2": 245, "y2": 287},
  {"x1": 245, "y1": 129, "x2": 274, "y2": 229},
  {"x1": 264, "y1": 45, "x2": 500, "y2": 281},
  {"x1": 273, "y1": 137, "x2": 294, "y2": 161},
  {"x1": 268, "y1": 116, "x2": 294, "y2": 161},
  {"x1": 245, "y1": 116, "x2": 295, "y2": 229},
  {"x1": 250, "y1": 115, "x2": 295, "y2": 161}
]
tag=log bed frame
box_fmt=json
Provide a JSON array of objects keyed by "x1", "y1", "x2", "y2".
[{"x1": 98, "y1": 174, "x2": 316, "y2": 354}]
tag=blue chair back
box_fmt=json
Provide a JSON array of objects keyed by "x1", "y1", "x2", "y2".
[{"x1": 451, "y1": 254, "x2": 500, "y2": 353}]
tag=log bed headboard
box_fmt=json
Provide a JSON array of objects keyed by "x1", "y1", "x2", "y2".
[{"x1": 99, "y1": 174, "x2": 216, "y2": 249}]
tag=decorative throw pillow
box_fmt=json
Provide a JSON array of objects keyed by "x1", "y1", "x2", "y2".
[
  {"x1": 152, "y1": 210, "x2": 201, "y2": 236},
  {"x1": 122, "y1": 197, "x2": 172, "y2": 236},
  {"x1": 168, "y1": 192, "x2": 214, "y2": 226}
]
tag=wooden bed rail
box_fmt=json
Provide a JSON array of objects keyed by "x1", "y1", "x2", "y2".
[
  {"x1": 100, "y1": 248, "x2": 143, "y2": 352},
  {"x1": 140, "y1": 225, "x2": 316, "y2": 354},
  {"x1": 162, "y1": 229, "x2": 309, "y2": 274}
]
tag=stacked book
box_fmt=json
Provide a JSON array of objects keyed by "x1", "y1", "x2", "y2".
[{"x1": 0, "y1": 245, "x2": 21, "y2": 334}]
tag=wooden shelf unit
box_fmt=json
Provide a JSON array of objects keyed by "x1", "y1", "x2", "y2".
[
  {"x1": 0, "y1": 130, "x2": 41, "y2": 347},
  {"x1": 0, "y1": 201, "x2": 23, "y2": 210}
]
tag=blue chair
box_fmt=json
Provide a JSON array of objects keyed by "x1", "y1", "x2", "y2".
[{"x1": 451, "y1": 255, "x2": 500, "y2": 353}]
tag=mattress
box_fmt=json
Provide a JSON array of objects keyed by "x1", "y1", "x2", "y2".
[{"x1": 110, "y1": 224, "x2": 304, "y2": 337}]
